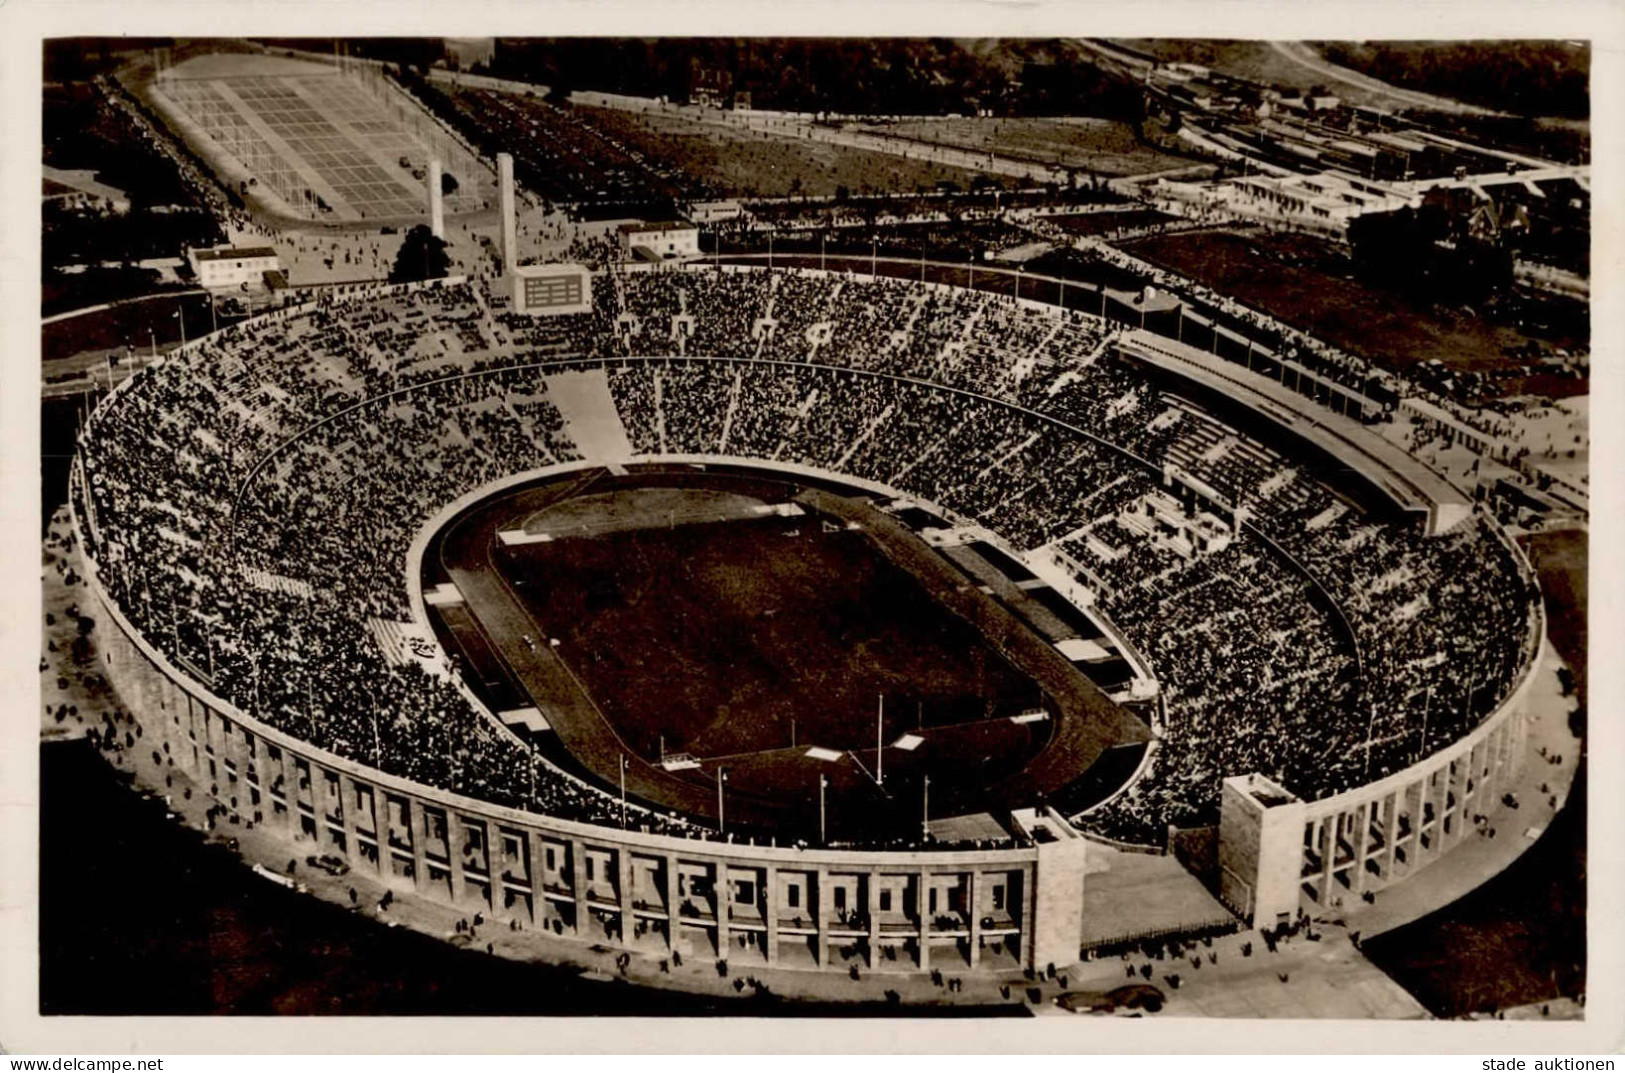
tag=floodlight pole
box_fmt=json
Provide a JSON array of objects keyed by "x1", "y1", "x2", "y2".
[
  {"x1": 717, "y1": 766, "x2": 727, "y2": 835},
  {"x1": 620, "y1": 754, "x2": 628, "y2": 829},
  {"x1": 819, "y1": 774, "x2": 828, "y2": 843},
  {"x1": 922, "y1": 774, "x2": 930, "y2": 838},
  {"x1": 876, "y1": 694, "x2": 884, "y2": 786}
]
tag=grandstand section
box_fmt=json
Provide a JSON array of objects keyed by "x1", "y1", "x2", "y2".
[{"x1": 71, "y1": 262, "x2": 1542, "y2": 982}]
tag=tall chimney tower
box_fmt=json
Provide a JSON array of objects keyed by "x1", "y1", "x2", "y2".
[
  {"x1": 497, "y1": 152, "x2": 516, "y2": 275},
  {"x1": 428, "y1": 158, "x2": 445, "y2": 238}
]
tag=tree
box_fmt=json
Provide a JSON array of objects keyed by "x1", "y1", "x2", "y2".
[
  {"x1": 390, "y1": 224, "x2": 451, "y2": 283},
  {"x1": 441, "y1": 171, "x2": 460, "y2": 196}
]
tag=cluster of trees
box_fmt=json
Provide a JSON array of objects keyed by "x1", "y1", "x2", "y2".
[
  {"x1": 1346, "y1": 206, "x2": 1514, "y2": 304},
  {"x1": 474, "y1": 38, "x2": 1143, "y2": 120},
  {"x1": 43, "y1": 204, "x2": 224, "y2": 270},
  {"x1": 389, "y1": 225, "x2": 451, "y2": 284},
  {"x1": 45, "y1": 83, "x2": 206, "y2": 210},
  {"x1": 1318, "y1": 40, "x2": 1589, "y2": 120}
]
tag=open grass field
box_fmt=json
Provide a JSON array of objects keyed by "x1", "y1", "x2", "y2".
[
  {"x1": 850, "y1": 117, "x2": 1191, "y2": 178},
  {"x1": 503, "y1": 510, "x2": 1039, "y2": 764},
  {"x1": 575, "y1": 105, "x2": 994, "y2": 199},
  {"x1": 433, "y1": 468, "x2": 1146, "y2": 839},
  {"x1": 1120, "y1": 229, "x2": 1588, "y2": 401}
]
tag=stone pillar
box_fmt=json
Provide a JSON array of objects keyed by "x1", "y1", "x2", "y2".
[
  {"x1": 569, "y1": 839, "x2": 589, "y2": 938},
  {"x1": 407, "y1": 797, "x2": 430, "y2": 895},
  {"x1": 223, "y1": 720, "x2": 248, "y2": 817},
  {"x1": 764, "y1": 865, "x2": 779, "y2": 966},
  {"x1": 968, "y1": 871, "x2": 983, "y2": 968},
  {"x1": 618, "y1": 848, "x2": 635, "y2": 946},
  {"x1": 814, "y1": 867, "x2": 830, "y2": 967},
  {"x1": 916, "y1": 870, "x2": 931, "y2": 972},
  {"x1": 664, "y1": 855, "x2": 681, "y2": 955},
  {"x1": 714, "y1": 861, "x2": 732, "y2": 961},
  {"x1": 337, "y1": 773, "x2": 361, "y2": 865},
  {"x1": 1404, "y1": 778, "x2": 1424, "y2": 869},
  {"x1": 445, "y1": 814, "x2": 467, "y2": 907},
  {"x1": 866, "y1": 871, "x2": 881, "y2": 969},
  {"x1": 1381, "y1": 789, "x2": 1400, "y2": 881},
  {"x1": 526, "y1": 830, "x2": 547, "y2": 925},
  {"x1": 1318, "y1": 815, "x2": 1336, "y2": 905},
  {"x1": 1352, "y1": 800, "x2": 1371, "y2": 894}
]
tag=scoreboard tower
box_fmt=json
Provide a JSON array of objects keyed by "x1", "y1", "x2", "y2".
[{"x1": 512, "y1": 262, "x2": 594, "y2": 316}]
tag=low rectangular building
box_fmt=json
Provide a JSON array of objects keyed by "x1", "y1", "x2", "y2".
[
  {"x1": 190, "y1": 245, "x2": 283, "y2": 291},
  {"x1": 618, "y1": 221, "x2": 701, "y2": 260}
]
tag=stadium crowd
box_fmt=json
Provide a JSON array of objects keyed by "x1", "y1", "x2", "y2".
[{"x1": 75, "y1": 263, "x2": 1538, "y2": 847}]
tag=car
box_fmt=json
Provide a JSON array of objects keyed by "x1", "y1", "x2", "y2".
[{"x1": 306, "y1": 853, "x2": 350, "y2": 877}]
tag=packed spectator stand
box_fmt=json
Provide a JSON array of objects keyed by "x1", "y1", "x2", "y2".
[{"x1": 74, "y1": 263, "x2": 1539, "y2": 849}]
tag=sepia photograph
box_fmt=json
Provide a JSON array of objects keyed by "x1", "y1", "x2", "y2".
[{"x1": 5, "y1": 0, "x2": 1620, "y2": 1056}]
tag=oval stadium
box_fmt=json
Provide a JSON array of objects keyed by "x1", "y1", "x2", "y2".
[{"x1": 69, "y1": 247, "x2": 1551, "y2": 993}]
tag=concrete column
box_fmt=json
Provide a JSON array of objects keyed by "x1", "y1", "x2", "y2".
[
  {"x1": 337, "y1": 773, "x2": 361, "y2": 865},
  {"x1": 814, "y1": 867, "x2": 830, "y2": 967},
  {"x1": 1352, "y1": 801, "x2": 1371, "y2": 894},
  {"x1": 274, "y1": 746, "x2": 295, "y2": 834},
  {"x1": 406, "y1": 797, "x2": 430, "y2": 895},
  {"x1": 968, "y1": 871, "x2": 982, "y2": 968},
  {"x1": 617, "y1": 849, "x2": 635, "y2": 945},
  {"x1": 527, "y1": 830, "x2": 548, "y2": 925},
  {"x1": 1428, "y1": 768, "x2": 1448, "y2": 862},
  {"x1": 764, "y1": 865, "x2": 779, "y2": 966},
  {"x1": 446, "y1": 812, "x2": 468, "y2": 905},
  {"x1": 714, "y1": 861, "x2": 732, "y2": 961},
  {"x1": 866, "y1": 871, "x2": 880, "y2": 969},
  {"x1": 223, "y1": 719, "x2": 248, "y2": 816},
  {"x1": 664, "y1": 854, "x2": 681, "y2": 955},
  {"x1": 569, "y1": 839, "x2": 589, "y2": 937},
  {"x1": 1318, "y1": 815, "x2": 1336, "y2": 905},
  {"x1": 1404, "y1": 778, "x2": 1424, "y2": 870},
  {"x1": 1020, "y1": 865, "x2": 1038, "y2": 973},
  {"x1": 916, "y1": 871, "x2": 931, "y2": 972},
  {"x1": 1381, "y1": 790, "x2": 1400, "y2": 881}
]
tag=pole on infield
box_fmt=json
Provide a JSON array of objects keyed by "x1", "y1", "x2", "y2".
[
  {"x1": 876, "y1": 694, "x2": 884, "y2": 786},
  {"x1": 819, "y1": 774, "x2": 827, "y2": 843},
  {"x1": 922, "y1": 774, "x2": 930, "y2": 838}
]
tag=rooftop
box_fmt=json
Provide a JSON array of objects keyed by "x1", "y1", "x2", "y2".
[{"x1": 194, "y1": 246, "x2": 280, "y2": 263}]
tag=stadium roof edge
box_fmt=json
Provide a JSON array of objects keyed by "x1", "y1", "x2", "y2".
[{"x1": 1115, "y1": 330, "x2": 1472, "y2": 536}]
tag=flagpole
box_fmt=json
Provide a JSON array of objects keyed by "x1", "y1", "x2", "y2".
[
  {"x1": 619, "y1": 754, "x2": 628, "y2": 829},
  {"x1": 876, "y1": 694, "x2": 884, "y2": 786},
  {"x1": 819, "y1": 774, "x2": 827, "y2": 843},
  {"x1": 922, "y1": 774, "x2": 930, "y2": 838}
]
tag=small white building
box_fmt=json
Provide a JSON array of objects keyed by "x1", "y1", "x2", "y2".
[
  {"x1": 189, "y1": 245, "x2": 283, "y2": 290},
  {"x1": 617, "y1": 221, "x2": 701, "y2": 261}
]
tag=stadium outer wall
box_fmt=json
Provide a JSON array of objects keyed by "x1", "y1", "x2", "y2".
[
  {"x1": 1217, "y1": 516, "x2": 1546, "y2": 928},
  {"x1": 70, "y1": 472, "x2": 1091, "y2": 979}
]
